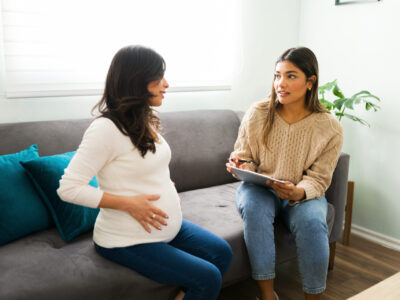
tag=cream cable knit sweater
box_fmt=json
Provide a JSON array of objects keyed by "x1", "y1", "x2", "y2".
[
  {"x1": 232, "y1": 101, "x2": 343, "y2": 200},
  {"x1": 57, "y1": 117, "x2": 182, "y2": 248}
]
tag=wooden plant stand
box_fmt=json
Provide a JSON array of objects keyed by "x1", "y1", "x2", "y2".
[{"x1": 342, "y1": 181, "x2": 355, "y2": 246}]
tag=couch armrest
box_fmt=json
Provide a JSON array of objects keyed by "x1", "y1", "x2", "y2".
[{"x1": 325, "y1": 152, "x2": 350, "y2": 242}]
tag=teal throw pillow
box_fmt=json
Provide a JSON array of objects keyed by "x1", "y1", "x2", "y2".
[
  {"x1": 0, "y1": 145, "x2": 52, "y2": 245},
  {"x1": 21, "y1": 151, "x2": 99, "y2": 242}
]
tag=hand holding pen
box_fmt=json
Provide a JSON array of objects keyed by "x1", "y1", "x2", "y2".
[{"x1": 225, "y1": 154, "x2": 254, "y2": 174}]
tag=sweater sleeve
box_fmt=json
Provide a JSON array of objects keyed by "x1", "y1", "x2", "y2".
[
  {"x1": 296, "y1": 123, "x2": 343, "y2": 200},
  {"x1": 57, "y1": 118, "x2": 121, "y2": 208},
  {"x1": 231, "y1": 105, "x2": 258, "y2": 172}
]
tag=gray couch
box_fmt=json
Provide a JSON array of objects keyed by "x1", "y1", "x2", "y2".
[{"x1": 0, "y1": 109, "x2": 349, "y2": 300}]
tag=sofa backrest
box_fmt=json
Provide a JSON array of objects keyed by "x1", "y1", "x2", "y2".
[
  {"x1": 0, "y1": 119, "x2": 92, "y2": 157},
  {"x1": 0, "y1": 109, "x2": 241, "y2": 192},
  {"x1": 160, "y1": 110, "x2": 241, "y2": 192},
  {"x1": 0, "y1": 111, "x2": 349, "y2": 222},
  {"x1": 0, "y1": 110, "x2": 349, "y2": 242}
]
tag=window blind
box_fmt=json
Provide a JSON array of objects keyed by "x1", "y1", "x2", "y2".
[{"x1": 1, "y1": 0, "x2": 238, "y2": 99}]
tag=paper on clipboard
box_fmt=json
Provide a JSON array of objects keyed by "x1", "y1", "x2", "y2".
[{"x1": 231, "y1": 166, "x2": 285, "y2": 188}]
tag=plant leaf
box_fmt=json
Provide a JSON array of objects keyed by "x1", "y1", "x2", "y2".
[
  {"x1": 352, "y1": 90, "x2": 381, "y2": 102},
  {"x1": 365, "y1": 101, "x2": 380, "y2": 111},
  {"x1": 344, "y1": 98, "x2": 357, "y2": 110},
  {"x1": 332, "y1": 83, "x2": 345, "y2": 99},
  {"x1": 365, "y1": 102, "x2": 381, "y2": 111},
  {"x1": 333, "y1": 98, "x2": 348, "y2": 110},
  {"x1": 318, "y1": 81, "x2": 380, "y2": 127},
  {"x1": 358, "y1": 94, "x2": 381, "y2": 102},
  {"x1": 334, "y1": 111, "x2": 344, "y2": 121},
  {"x1": 319, "y1": 98, "x2": 335, "y2": 110},
  {"x1": 319, "y1": 80, "x2": 337, "y2": 92},
  {"x1": 343, "y1": 113, "x2": 370, "y2": 127},
  {"x1": 351, "y1": 95, "x2": 381, "y2": 112}
]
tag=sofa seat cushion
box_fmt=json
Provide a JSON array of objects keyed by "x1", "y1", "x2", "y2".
[
  {"x1": 180, "y1": 182, "x2": 250, "y2": 286},
  {"x1": 0, "y1": 228, "x2": 180, "y2": 300}
]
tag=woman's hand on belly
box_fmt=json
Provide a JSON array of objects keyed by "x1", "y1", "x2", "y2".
[{"x1": 99, "y1": 192, "x2": 169, "y2": 233}]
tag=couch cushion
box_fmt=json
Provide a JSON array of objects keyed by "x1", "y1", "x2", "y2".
[
  {"x1": 0, "y1": 228, "x2": 179, "y2": 300},
  {"x1": 0, "y1": 145, "x2": 52, "y2": 245},
  {"x1": 161, "y1": 110, "x2": 241, "y2": 192},
  {"x1": 180, "y1": 182, "x2": 251, "y2": 285},
  {"x1": 21, "y1": 151, "x2": 99, "y2": 242}
]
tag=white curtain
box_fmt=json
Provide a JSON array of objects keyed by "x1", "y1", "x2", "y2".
[{"x1": 1, "y1": 0, "x2": 239, "y2": 98}]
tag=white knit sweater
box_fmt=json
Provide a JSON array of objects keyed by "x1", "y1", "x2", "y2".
[
  {"x1": 232, "y1": 100, "x2": 343, "y2": 200},
  {"x1": 57, "y1": 117, "x2": 182, "y2": 248}
]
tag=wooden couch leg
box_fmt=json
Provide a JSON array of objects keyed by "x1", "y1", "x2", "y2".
[{"x1": 328, "y1": 242, "x2": 336, "y2": 270}]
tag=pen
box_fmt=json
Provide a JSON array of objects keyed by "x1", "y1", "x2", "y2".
[{"x1": 229, "y1": 158, "x2": 255, "y2": 164}]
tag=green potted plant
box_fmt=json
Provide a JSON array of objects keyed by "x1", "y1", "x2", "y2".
[
  {"x1": 318, "y1": 79, "x2": 381, "y2": 127},
  {"x1": 318, "y1": 80, "x2": 381, "y2": 246}
]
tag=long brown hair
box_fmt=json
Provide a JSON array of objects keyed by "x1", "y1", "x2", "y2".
[
  {"x1": 261, "y1": 47, "x2": 327, "y2": 148},
  {"x1": 92, "y1": 45, "x2": 165, "y2": 157}
]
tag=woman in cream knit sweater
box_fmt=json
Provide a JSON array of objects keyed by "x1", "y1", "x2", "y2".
[
  {"x1": 226, "y1": 47, "x2": 343, "y2": 300},
  {"x1": 58, "y1": 46, "x2": 232, "y2": 300}
]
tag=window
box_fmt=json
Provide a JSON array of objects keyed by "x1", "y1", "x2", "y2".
[{"x1": 1, "y1": 0, "x2": 239, "y2": 99}]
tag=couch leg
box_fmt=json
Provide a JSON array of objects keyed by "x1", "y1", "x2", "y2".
[{"x1": 328, "y1": 242, "x2": 336, "y2": 271}]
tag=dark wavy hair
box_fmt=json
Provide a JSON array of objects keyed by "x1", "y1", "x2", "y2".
[
  {"x1": 92, "y1": 45, "x2": 165, "y2": 157},
  {"x1": 261, "y1": 47, "x2": 327, "y2": 148}
]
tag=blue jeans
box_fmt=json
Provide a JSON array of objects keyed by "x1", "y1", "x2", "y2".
[
  {"x1": 94, "y1": 219, "x2": 233, "y2": 300},
  {"x1": 236, "y1": 182, "x2": 329, "y2": 294}
]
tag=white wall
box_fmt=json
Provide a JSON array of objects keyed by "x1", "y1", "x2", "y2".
[
  {"x1": 0, "y1": 0, "x2": 300, "y2": 123},
  {"x1": 299, "y1": 0, "x2": 400, "y2": 241}
]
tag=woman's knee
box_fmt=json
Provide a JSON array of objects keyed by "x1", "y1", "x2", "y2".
[
  {"x1": 236, "y1": 185, "x2": 276, "y2": 220},
  {"x1": 216, "y1": 239, "x2": 233, "y2": 274},
  {"x1": 188, "y1": 263, "x2": 222, "y2": 297},
  {"x1": 292, "y1": 216, "x2": 328, "y2": 236},
  {"x1": 204, "y1": 237, "x2": 233, "y2": 276}
]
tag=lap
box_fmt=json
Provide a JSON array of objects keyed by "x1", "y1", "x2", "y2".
[
  {"x1": 170, "y1": 220, "x2": 232, "y2": 273},
  {"x1": 236, "y1": 183, "x2": 327, "y2": 228},
  {"x1": 94, "y1": 219, "x2": 232, "y2": 285},
  {"x1": 170, "y1": 219, "x2": 229, "y2": 254},
  {"x1": 280, "y1": 197, "x2": 328, "y2": 230},
  {"x1": 95, "y1": 239, "x2": 216, "y2": 287},
  {"x1": 236, "y1": 182, "x2": 280, "y2": 217}
]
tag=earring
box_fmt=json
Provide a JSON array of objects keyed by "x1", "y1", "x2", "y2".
[{"x1": 308, "y1": 87, "x2": 312, "y2": 91}]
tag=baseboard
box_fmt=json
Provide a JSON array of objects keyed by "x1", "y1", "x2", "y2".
[{"x1": 351, "y1": 224, "x2": 400, "y2": 251}]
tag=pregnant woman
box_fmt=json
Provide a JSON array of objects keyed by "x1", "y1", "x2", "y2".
[{"x1": 58, "y1": 45, "x2": 232, "y2": 300}]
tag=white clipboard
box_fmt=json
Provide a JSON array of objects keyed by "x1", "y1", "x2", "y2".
[{"x1": 231, "y1": 166, "x2": 285, "y2": 188}]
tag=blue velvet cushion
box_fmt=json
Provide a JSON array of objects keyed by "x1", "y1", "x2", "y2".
[
  {"x1": 0, "y1": 145, "x2": 52, "y2": 245},
  {"x1": 21, "y1": 151, "x2": 99, "y2": 242}
]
